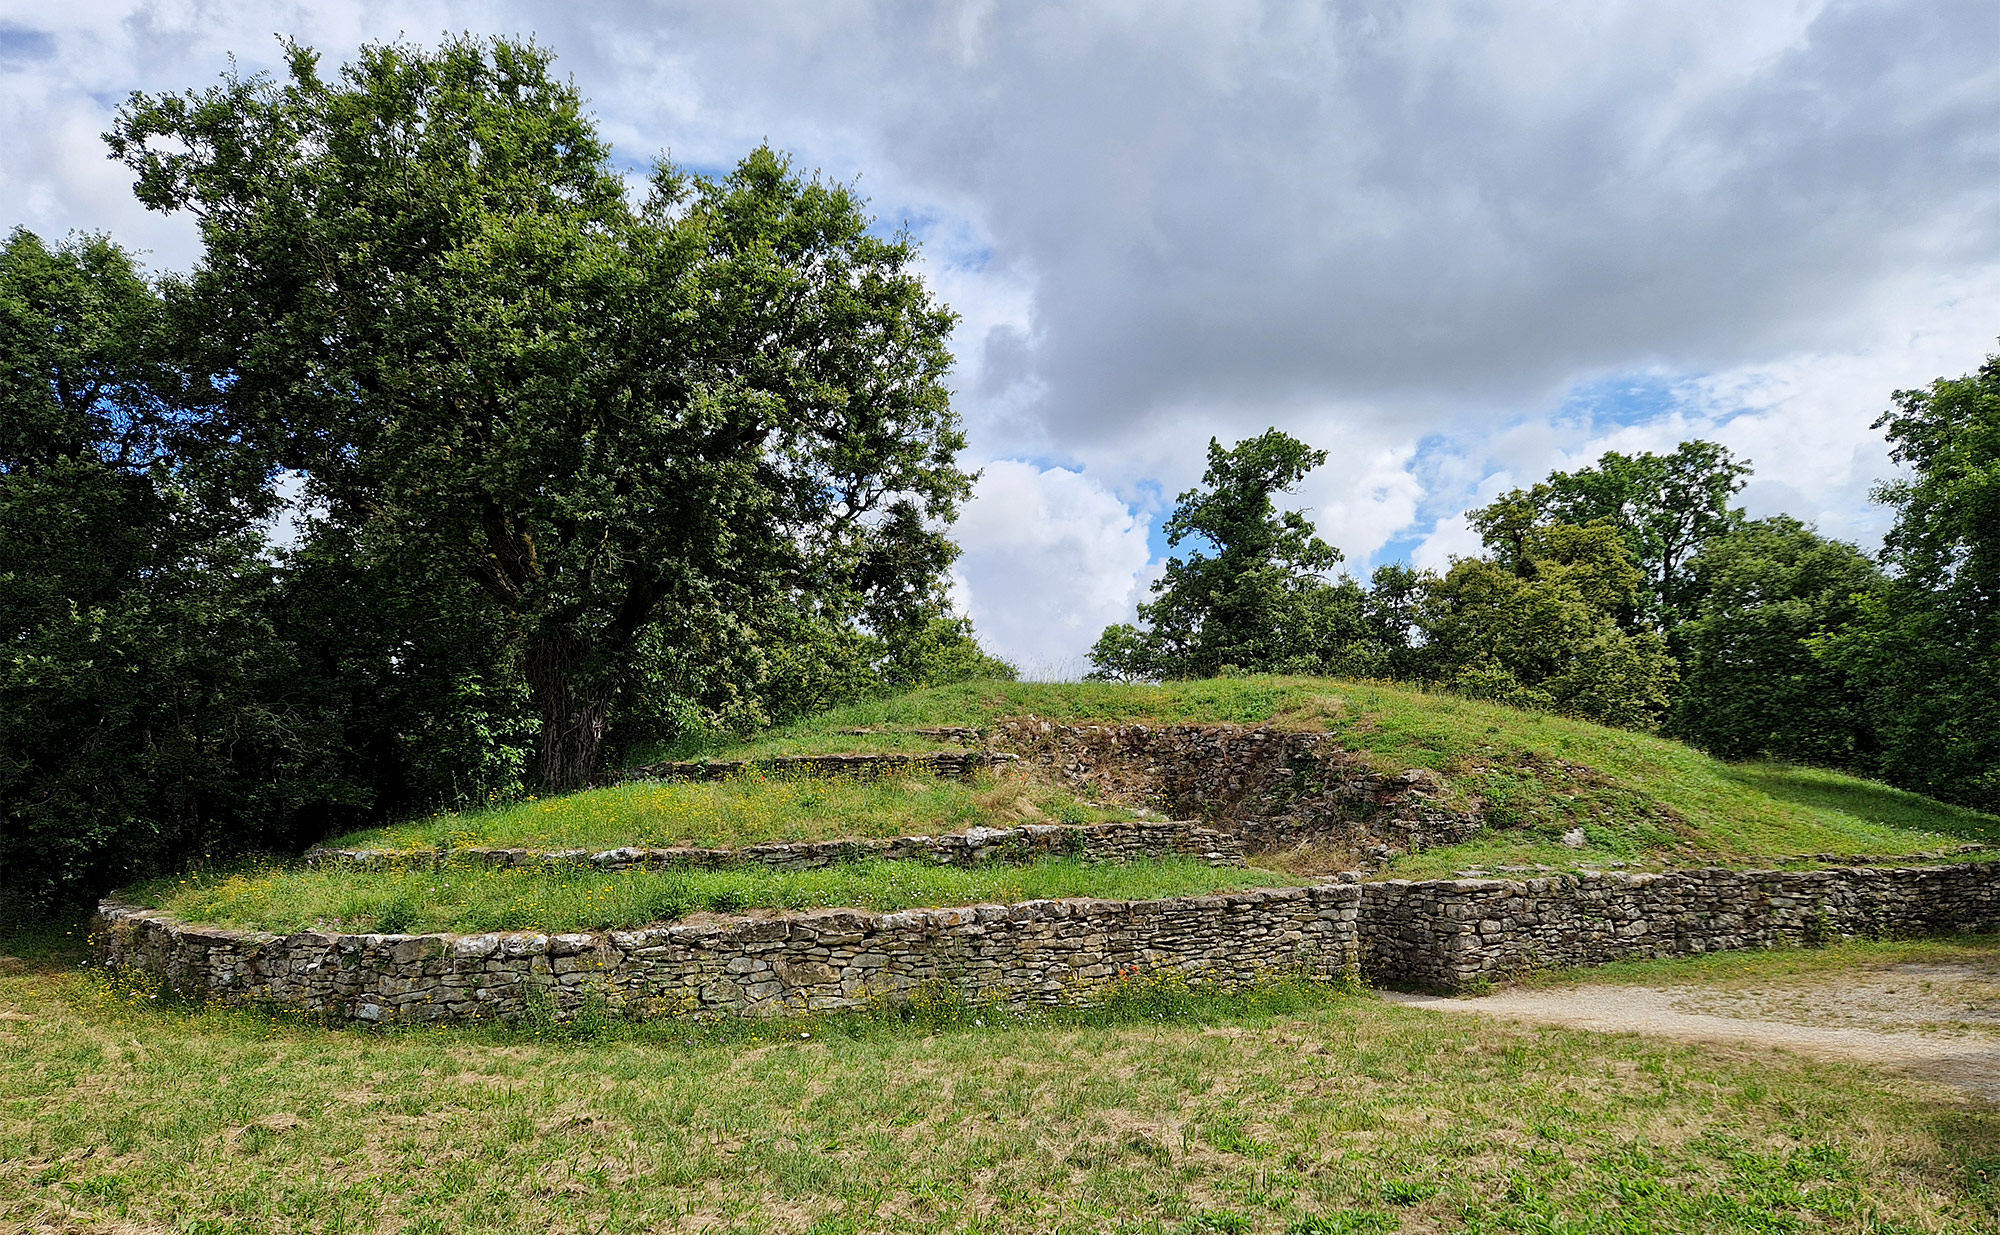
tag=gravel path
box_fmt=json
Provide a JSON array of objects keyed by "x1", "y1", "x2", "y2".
[{"x1": 1385, "y1": 961, "x2": 2000, "y2": 1102}]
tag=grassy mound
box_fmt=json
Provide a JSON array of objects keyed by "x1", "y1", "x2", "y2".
[
  {"x1": 633, "y1": 676, "x2": 2000, "y2": 874},
  {"x1": 327, "y1": 773, "x2": 1130, "y2": 854},
  {"x1": 129, "y1": 858, "x2": 1299, "y2": 936}
]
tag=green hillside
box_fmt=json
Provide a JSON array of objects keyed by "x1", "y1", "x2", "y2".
[{"x1": 312, "y1": 677, "x2": 2000, "y2": 880}]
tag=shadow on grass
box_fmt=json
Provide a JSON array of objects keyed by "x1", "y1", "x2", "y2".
[
  {"x1": 1717, "y1": 762, "x2": 2000, "y2": 843},
  {"x1": 0, "y1": 902, "x2": 94, "y2": 969}
]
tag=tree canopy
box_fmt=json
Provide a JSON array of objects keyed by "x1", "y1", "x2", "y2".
[
  {"x1": 0, "y1": 230, "x2": 341, "y2": 905},
  {"x1": 110, "y1": 37, "x2": 976, "y2": 789},
  {"x1": 1814, "y1": 355, "x2": 2000, "y2": 810},
  {"x1": 1089, "y1": 429, "x2": 1351, "y2": 680},
  {"x1": 1475, "y1": 441, "x2": 1749, "y2": 636},
  {"x1": 1666, "y1": 517, "x2": 1880, "y2": 766}
]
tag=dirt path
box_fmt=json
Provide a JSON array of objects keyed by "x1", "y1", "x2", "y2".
[{"x1": 1385, "y1": 961, "x2": 2000, "y2": 1102}]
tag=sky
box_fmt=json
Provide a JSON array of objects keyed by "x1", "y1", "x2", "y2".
[{"x1": 4, "y1": 1, "x2": 1997, "y2": 675}]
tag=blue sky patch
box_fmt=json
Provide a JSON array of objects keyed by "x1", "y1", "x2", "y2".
[{"x1": 0, "y1": 25, "x2": 55, "y2": 62}]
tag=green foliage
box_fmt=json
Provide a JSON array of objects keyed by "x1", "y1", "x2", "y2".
[
  {"x1": 110, "y1": 36, "x2": 973, "y2": 790},
  {"x1": 1424, "y1": 519, "x2": 1677, "y2": 729},
  {"x1": 1488, "y1": 439, "x2": 1750, "y2": 633},
  {"x1": 1090, "y1": 429, "x2": 1358, "y2": 680},
  {"x1": 1088, "y1": 435, "x2": 1722, "y2": 733},
  {"x1": 1668, "y1": 517, "x2": 1881, "y2": 768},
  {"x1": 273, "y1": 521, "x2": 535, "y2": 820},
  {"x1": 1808, "y1": 354, "x2": 2000, "y2": 812},
  {"x1": 0, "y1": 230, "x2": 344, "y2": 909}
]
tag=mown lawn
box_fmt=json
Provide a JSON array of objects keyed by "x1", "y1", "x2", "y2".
[
  {"x1": 623, "y1": 677, "x2": 2000, "y2": 874},
  {"x1": 125, "y1": 857, "x2": 1299, "y2": 936},
  {"x1": 328, "y1": 773, "x2": 1133, "y2": 855},
  {"x1": 2, "y1": 937, "x2": 1996, "y2": 1233}
]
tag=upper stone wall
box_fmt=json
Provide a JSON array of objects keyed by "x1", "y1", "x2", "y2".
[
  {"x1": 624, "y1": 750, "x2": 1010, "y2": 783},
  {"x1": 619, "y1": 722, "x2": 1475, "y2": 858},
  {"x1": 306, "y1": 818, "x2": 1248, "y2": 873},
  {"x1": 981, "y1": 720, "x2": 1479, "y2": 855}
]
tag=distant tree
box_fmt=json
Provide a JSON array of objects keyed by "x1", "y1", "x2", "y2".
[
  {"x1": 1666, "y1": 518, "x2": 1880, "y2": 767},
  {"x1": 111, "y1": 37, "x2": 972, "y2": 789},
  {"x1": 1088, "y1": 429, "x2": 1346, "y2": 679},
  {"x1": 1357, "y1": 563, "x2": 1431, "y2": 679},
  {"x1": 1421, "y1": 520, "x2": 1677, "y2": 728},
  {"x1": 1815, "y1": 353, "x2": 2000, "y2": 810},
  {"x1": 1482, "y1": 441, "x2": 1750, "y2": 636},
  {"x1": 0, "y1": 230, "x2": 339, "y2": 907}
]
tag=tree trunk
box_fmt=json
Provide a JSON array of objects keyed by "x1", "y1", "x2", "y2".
[{"x1": 523, "y1": 628, "x2": 615, "y2": 793}]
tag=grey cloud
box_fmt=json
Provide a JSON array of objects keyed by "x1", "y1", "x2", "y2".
[
  {"x1": 36, "y1": 2, "x2": 1996, "y2": 450},
  {"x1": 524, "y1": 0, "x2": 2000, "y2": 456},
  {"x1": 9, "y1": 2, "x2": 1995, "y2": 550},
  {"x1": 977, "y1": 323, "x2": 1033, "y2": 397}
]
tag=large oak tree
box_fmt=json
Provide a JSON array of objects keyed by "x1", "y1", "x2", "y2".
[{"x1": 110, "y1": 37, "x2": 970, "y2": 789}]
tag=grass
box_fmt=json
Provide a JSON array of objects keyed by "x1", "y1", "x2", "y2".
[
  {"x1": 124, "y1": 858, "x2": 1302, "y2": 936},
  {"x1": 3, "y1": 937, "x2": 1996, "y2": 1233},
  {"x1": 635, "y1": 677, "x2": 2000, "y2": 874},
  {"x1": 327, "y1": 772, "x2": 1135, "y2": 854}
]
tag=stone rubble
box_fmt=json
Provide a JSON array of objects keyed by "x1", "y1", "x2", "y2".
[{"x1": 981, "y1": 720, "x2": 1481, "y2": 854}]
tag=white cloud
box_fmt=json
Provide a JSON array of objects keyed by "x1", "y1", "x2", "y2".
[
  {"x1": 4, "y1": 0, "x2": 1997, "y2": 651},
  {"x1": 950, "y1": 461, "x2": 1154, "y2": 675}
]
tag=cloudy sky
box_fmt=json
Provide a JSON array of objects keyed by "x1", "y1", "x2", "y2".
[{"x1": 5, "y1": 1, "x2": 1998, "y2": 673}]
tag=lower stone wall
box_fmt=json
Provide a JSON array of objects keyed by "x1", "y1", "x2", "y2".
[
  {"x1": 96, "y1": 886, "x2": 1359, "y2": 1023},
  {"x1": 304, "y1": 819, "x2": 1247, "y2": 874},
  {"x1": 96, "y1": 861, "x2": 2000, "y2": 1023},
  {"x1": 1359, "y1": 861, "x2": 2000, "y2": 988}
]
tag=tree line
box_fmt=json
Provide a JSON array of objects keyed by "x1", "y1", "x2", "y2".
[
  {"x1": 0, "y1": 37, "x2": 1011, "y2": 911},
  {"x1": 1091, "y1": 398, "x2": 2000, "y2": 815},
  {"x1": 5, "y1": 35, "x2": 1995, "y2": 913}
]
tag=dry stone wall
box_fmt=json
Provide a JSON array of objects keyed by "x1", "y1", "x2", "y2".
[
  {"x1": 623, "y1": 722, "x2": 1478, "y2": 857},
  {"x1": 97, "y1": 861, "x2": 2000, "y2": 1023},
  {"x1": 624, "y1": 750, "x2": 1010, "y2": 783},
  {"x1": 97, "y1": 885, "x2": 1359, "y2": 1024},
  {"x1": 305, "y1": 819, "x2": 1247, "y2": 874},
  {"x1": 981, "y1": 721, "x2": 1479, "y2": 854},
  {"x1": 1360, "y1": 861, "x2": 2000, "y2": 988}
]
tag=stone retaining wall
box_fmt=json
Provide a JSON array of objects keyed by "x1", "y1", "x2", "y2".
[
  {"x1": 624, "y1": 751, "x2": 1012, "y2": 783},
  {"x1": 304, "y1": 819, "x2": 1247, "y2": 874},
  {"x1": 1360, "y1": 861, "x2": 2000, "y2": 988},
  {"x1": 984, "y1": 721, "x2": 1480, "y2": 854},
  {"x1": 626, "y1": 724, "x2": 1480, "y2": 856},
  {"x1": 96, "y1": 885, "x2": 1358, "y2": 1024},
  {"x1": 97, "y1": 861, "x2": 2000, "y2": 1023}
]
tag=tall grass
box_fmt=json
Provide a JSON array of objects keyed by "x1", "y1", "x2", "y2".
[
  {"x1": 328, "y1": 770, "x2": 1132, "y2": 853},
  {"x1": 128, "y1": 857, "x2": 1302, "y2": 935}
]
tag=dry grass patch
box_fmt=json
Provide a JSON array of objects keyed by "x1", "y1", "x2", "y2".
[{"x1": 11, "y1": 955, "x2": 1993, "y2": 1233}]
